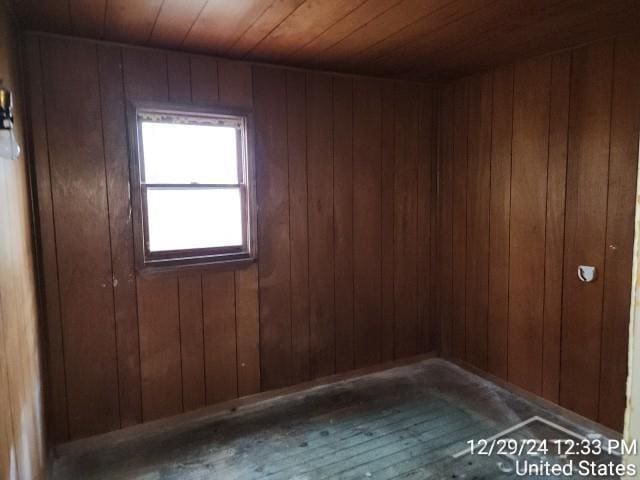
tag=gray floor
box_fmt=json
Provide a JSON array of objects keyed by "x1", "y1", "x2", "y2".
[{"x1": 52, "y1": 359, "x2": 622, "y2": 479}]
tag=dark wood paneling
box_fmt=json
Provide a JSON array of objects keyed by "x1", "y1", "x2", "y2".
[
  {"x1": 97, "y1": 43, "x2": 143, "y2": 428},
  {"x1": 122, "y1": 47, "x2": 169, "y2": 101},
  {"x1": 167, "y1": 51, "x2": 192, "y2": 103},
  {"x1": 307, "y1": 72, "x2": 335, "y2": 379},
  {"x1": 218, "y1": 60, "x2": 253, "y2": 109},
  {"x1": 218, "y1": 58, "x2": 261, "y2": 398},
  {"x1": 122, "y1": 45, "x2": 178, "y2": 425},
  {"x1": 333, "y1": 76, "x2": 354, "y2": 373},
  {"x1": 541, "y1": 53, "x2": 570, "y2": 403},
  {"x1": 42, "y1": 37, "x2": 120, "y2": 438},
  {"x1": 508, "y1": 57, "x2": 550, "y2": 395},
  {"x1": 464, "y1": 74, "x2": 491, "y2": 370},
  {"x1": 178, "y1": 275, "x2": 205, "y2": 411},
  {"x1": 29, "y1": 35, "x2": 441, "y2": 443},
  {"x1": 437, "y1": 84, "x2": 454, "y2": 357},
  {"x1": 137, "y1": 276, "x2": 182, "y2": 421},
  {"x1": 487, "y1": 65, "x2": 513, "y2": 380},
  {"x1": 440, "y1": 36, "x2": 638, "y2": 430},
  {"x1": 393, "y1": 83, "x2": 420, "y2": 359},
  {"x1": 203, "y1": 272, "x2": 238, "y2": 403},
  {"x1": 25, "y1": 35, "x2": 69, "y2": 443},
  {"x1": 599, "y1": 36, "x2": 640, "y2": 431},
  {"x1": 451, "y1": 80, "x2": 468, "y2": 360},
  {"x1": 253, "y1": 66, "x2": 293, "y2": 390},
  {"x1": 286, "y1": 70, "x2": 311, "y2": 385},
  {"x1": 561, "y1": 40, "x2": 614, "y2": 419},
  {"x1": 423, "y1": 86, "x2": 439, "y2": 353},
  {"x1": 380, "y1": 80, "x2": 396, "y2": 362},
  {"x1": 235, "y1": 265, "x2": 261, "y2": 397},
  {"x1": 190, "y1": 55, "x2": 219, "y2": 104},
  {"x1": 353, "y1": 77, "x2": 382, "y2": 368}
]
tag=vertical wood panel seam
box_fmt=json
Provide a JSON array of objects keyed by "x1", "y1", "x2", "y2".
[
  {"x1": 177, "y1": 277, "x2": 184, "y2": 411},
  {"x1": 251, "y1": 66, "x2": 263, "y2": 391},
  {"x1": 391, "y1": 83, "x2": 396, "y2": 360},
  {"x1": 200, "y1": 274, "x2": 207, "y2": 400},
  {"x1": 233, "y1": 272, "x2": 239, "y2": 398},
  {"x1": 463, "y1": 81, "x2": 469, "y2": 360},
  {"x1": 506, "y1": 67, "x2": 515, "y2": 381},
  {"x1": 285, "y1": 71, "x2": 293, "y2": 385},
  {"x1": 597, "y1": 40, "x2": 617, "y2": 421},
  {"x1": 378, "y1": 83, "x2": 384, "y2": 361},
  {"x1": 283, "y1": 72, "x2": 294, "y2": 384},
  {"x1": 331, "y1": 77, "x2": 336, "y2": 374},
  {"x1": 391, "y1": 82, "x2": 397, "y2": 359},
  {"x1": 38, "y1": 36, "x2": 72, "y2": 440},
  {"x1": 304, "y1": 73, "x2": 310, "y2": 381},
  {"x1": 378, "y1": 84, "x2": 384, "y2": 359},
  {"x1": 541, "y1": 58, "x2": 553, "y2": 394},
  {"x1": 416, "y1": 87, "x2": 422, "y2": 348},
  {"x1": 558, "y1": 52, "x2": 574, "y2": 405},
  {"x1": 121, "y1": 46, "x2": 146, "y2": 421},
  {"x1": 556, "y1": 54, "x2": 571, "y2": 407},
  {"x1": 486, "y1": 75, "x2": 494, "y2": 370},
  {"x1": 448, "y1": 88, "x2": 454, "y2": 355},
  {"x1": 349, "y1": 80, "x2": 358, "y2": 368},
  {"x1": 95, "y1": 41, "x2": 122, "y2": 426}
]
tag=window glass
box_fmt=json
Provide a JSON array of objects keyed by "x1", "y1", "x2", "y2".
[
  {"x1": 132, "y1": 106, "x2": 254, "y2": 269},
  {"x1": 140, "y1": 122, "x2": 239, "y2": 184},
  {"x1": 146, "y1": 188, "x2": 243, "y2": 252}
]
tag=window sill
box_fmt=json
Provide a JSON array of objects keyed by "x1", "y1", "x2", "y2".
[{"x1": 137, "y1": 255, "x2": 257, "y2": 277}]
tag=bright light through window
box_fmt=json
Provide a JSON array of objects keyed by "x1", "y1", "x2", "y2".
[
  {"x1": 134, "y1": 107, "x2": 254, "y2": 268},
  {"x1": 141, "y1": 122, "x2": 239, "y2": 184},
  {"x1": 146, "y1": 188, "x2": 243, "y2": 252}
]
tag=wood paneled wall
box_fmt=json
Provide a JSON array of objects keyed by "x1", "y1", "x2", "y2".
[
  {"x1": 25, "y1": 33, "x2": 438, "y2": 443},
  {"x1": 437, "y1": 34, "x2": 640, "y2": 431},
  {"x1": 0, "y1": 4, "x2": 46, "y2": 480}
]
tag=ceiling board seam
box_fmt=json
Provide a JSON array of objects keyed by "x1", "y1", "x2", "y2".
[
  {"x1": 146, "y1": 0, "x2": 168, "y2": 44},
  {"x1": 178, "y1": 0, "x2": 211, "y2": 48},
  {"x1": 306, "y1": 0, "x2": 405, "y2": 62},
  {"x1": 404, "y1": 0, "x2": 582, "y2": 78},
  {"x1": 102, "y1": 0, "x2": 109, "y2": 39},
  {"x1": 226, "y1": 0, "x2": 278, "y2": 55},
  {"x1": 330, "y1": 0, "x2": 459, "y2": 62},
  {"x1": 369, "y1": 0, "x2": 497, "y2": 71},
  {"x1": 245, "y1": 0, "x2": 311, "y2": 57},
  {"x1": 288, "y1": 0, "x2": 370, "y2": 58}
]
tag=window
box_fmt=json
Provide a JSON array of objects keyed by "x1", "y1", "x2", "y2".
[{"x1": 131, "y1": 104, "x2": 256, "y2": 270}]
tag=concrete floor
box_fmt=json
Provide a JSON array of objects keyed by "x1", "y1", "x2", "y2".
[{"x1": 51, "y1": 359, "x2": 622, "y2": 479}]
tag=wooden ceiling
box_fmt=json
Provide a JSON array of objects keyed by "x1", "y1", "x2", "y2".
[{"x1": 10, "y1": 0, "x2": 640, "y2": 81}]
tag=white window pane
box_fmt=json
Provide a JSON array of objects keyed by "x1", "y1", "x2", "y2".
[
  {"x1": 141, "y1": 122, "x2": 239, "y2": 184},
  {"x1": 146, "y1": 188, "x2": 243, "y2": 252}
]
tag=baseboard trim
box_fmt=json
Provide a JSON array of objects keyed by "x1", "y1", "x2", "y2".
[
  {"x1": 442, "y1": 355, "x2": 622, "y2": 440},
  {"x1": 55, "y1": 351, "x2": 438, "y2": 457}
]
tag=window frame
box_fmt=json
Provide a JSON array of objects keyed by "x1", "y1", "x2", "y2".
[{"x1": 128, "y1": 101, "x2": 257, "y2": 273}]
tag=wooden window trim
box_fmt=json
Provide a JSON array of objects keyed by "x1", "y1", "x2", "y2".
[{"x1": 128, "y1": 101, "x2": 257, "y2": 274}]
